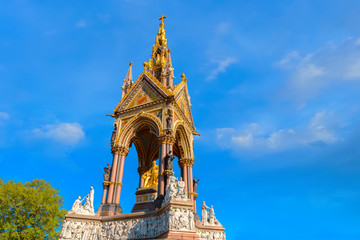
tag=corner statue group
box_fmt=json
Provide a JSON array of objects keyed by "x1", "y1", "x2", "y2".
[{"x1": 59, "y1": 16, "x2": 226, "y2": 240}]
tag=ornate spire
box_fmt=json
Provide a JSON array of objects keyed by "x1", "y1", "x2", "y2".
[
  {"x1": 121, "y1": 62, "x2": 133, "y2": 99},
  {"x1": 143, "y1": 16, "x2": 175, "y2": 89}
]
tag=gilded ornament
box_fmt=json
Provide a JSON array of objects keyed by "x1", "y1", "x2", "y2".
[
  {"x1": 111, "y1": 146, "x2": 129, "y2": 156},
  {"x1": 158, "y1": 135, "x2": 176, "y2": 145},
  {"x1": 178, "y1": 158, "x2": 195, "y2": 167},
  {"x1": 143, "y1": 61, "x2": 148, "y2": 72},
  {"x1": 141, "y1": 160, "x2": 159, "y2": 188}
]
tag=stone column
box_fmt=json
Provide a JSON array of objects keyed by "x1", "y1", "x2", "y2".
[
  {"x1": 158, "y1": 142, "x2": 166, "y2": 196},
  {"x1": 101, "y1": 185, "x2": 108, "y2": 204},
  {"x1": 183, "y1": 165, "x2": 188, "y2": 191},
  {"x1": 179, "y1": 158, "x2": 195, "y2": 207},
  {"x1": 106, "y1": 147, "x2": 120, "y2": 204},
  {"x1": 157, "y1": 135, "x2": 176, "y2": 196},
  {"x1": 138, "y1": 166, "x2": 146, "y2": 188},
  {"x1": 114, "y1": 148, "x2": 129, "y2": 205},
  {"x1": 189, "y1": 164, "x2": 196, "y2": 212}
]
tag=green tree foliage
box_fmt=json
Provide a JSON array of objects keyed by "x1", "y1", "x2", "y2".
[{"x1": 0, "y1": 179, "x2": 67, "y2": 239}]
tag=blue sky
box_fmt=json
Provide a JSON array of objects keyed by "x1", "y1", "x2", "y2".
[{"x1": 1, "y1": 0, "x2": 360, "y2": 239}]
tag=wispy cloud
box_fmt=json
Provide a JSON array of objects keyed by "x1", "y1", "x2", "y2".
[
  {"x1": 206, "y1": 57, "x2": 237, "y2": 81},
  {"x1": 215, "y1": 111, "x2": 341, "y2": 154},
  {"x1": 32, "y1": 122, "x2": 85, "y2": 146},
  {"x1": 76, "y1": 19, "x2": 87, "y2": 28},
  {"x1": 278, "y1": 37, "x2": 360, "y2": 105}
]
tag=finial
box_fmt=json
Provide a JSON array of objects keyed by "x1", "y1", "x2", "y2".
[
  {"x1": 159, "y1": 15, "x2": 167, "y2": 23},
  {"x1": 181, "y1": 72, "x2": 187, "y2": 81},
  {"x1": 143, "y1": 61, "x2": 148, "y2": 72},
  {"x1": 129, "y1": 61, "x2": 133, "y2": 66}
]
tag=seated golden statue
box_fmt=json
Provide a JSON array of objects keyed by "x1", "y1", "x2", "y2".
[{"x1": 141, "y1": 160, "x2": 159, "y2": 188}]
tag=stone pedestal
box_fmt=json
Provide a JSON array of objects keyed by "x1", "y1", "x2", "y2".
[
  {"x1": 131, "y1": 187, "x2": 157, "y2": 213},
  {"x1": 60, "y1": 176, "x2": 225, "y2": 240},
  {"x1": 97, "y1": 203, "x2": 122, "y2": 216},
  {"x1": 61, "y1": 200, "x2": 225, "y2": 240}
]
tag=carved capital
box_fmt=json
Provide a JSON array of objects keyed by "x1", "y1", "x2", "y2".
[
  {"x1": 178, "y1": 158, "x2": 195, "y2": 167},
  {"x1": 107, "y1": 181, "x2": 123, "y2": 186},
  {"x1": 103, "y1": 181, "x2": 110, "y2": 189},
  {"x1": 160, "y1": 170, "x2": 174, "y2": 176},
  {"x1": 157, "y1": 135, "x2": 176, "y2": 145},
  {"x1": 188, "y1": 192, "x2": 198, "y2": 197},
  {"x1": 111, "y1": 146, "x2": 129, "y2": 156}
]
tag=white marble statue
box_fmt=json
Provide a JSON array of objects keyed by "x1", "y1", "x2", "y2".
[
  {"x1": 163, "y1": 176, "x2": 190, "y2": 205},
  {"x1": 201, "y1": 202, "x2": 222, "y2": 227},
  {"x1": 209, "y1": 205, "x2": 215, "y2": 225},
  {"x1": 201, "y1": 201, "x2": 209, "y2": 224},
  {"x1": 168, "y1": 207, "x2": 195, "y2": 231},
  {"x1": 177, "y1": 179, "x2": 187, "y2": 198},
  {"x1": 60, "y1": 204, "x2": 225, "y2": 240},
  {"x1": 197, "y1": 229, "x2": 226, "y2": 240},
  {"x1": 69, "y1": 187, "x2": 95, "y2": 215}
]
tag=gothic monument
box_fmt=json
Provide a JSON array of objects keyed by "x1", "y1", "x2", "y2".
[{"x1": 60, "y1": 16, "x2": 226, "y2": 240}]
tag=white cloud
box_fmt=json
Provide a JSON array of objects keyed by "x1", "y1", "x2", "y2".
[
  {"x1": 76, "y1": 20, "x2": 87, "y2": 28},
  {"x1": 216, "y1": 111, "x2": 340, "y2": 153},
  {"x1": 206, "y1": 57, "x2": 237, "y2": 81},
  {"x1": 279, "y1": 37, "x2": 360, "y2": 104},
  {"x1": 276, "y1": 50, "x2": 299, "y2": 67},
  {"x1": 32, "y1": 122, "x2": 85, "y2": 146}
]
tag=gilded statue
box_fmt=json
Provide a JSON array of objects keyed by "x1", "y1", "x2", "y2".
[
  {"x1": 155, "y1": 53, "x2": 161, "y2": 65},
  {"x1": 143, "y1": 61, "x2": 148, "y2": 72},
  {"x1": 160, "y1": 52, "x2": 166, "y2": 66},
  {"x1": 141, "y1": 160, "x2": 159, "y2": 188},
  {"x1": 148, "y1": 58, "x2": 154, "y2": 71}
]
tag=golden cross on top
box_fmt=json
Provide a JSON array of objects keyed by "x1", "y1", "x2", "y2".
[{"x1": 159, "y1": 15, "x2": 167, "y2": 22}]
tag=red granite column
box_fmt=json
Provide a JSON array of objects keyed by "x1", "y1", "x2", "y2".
[
  {"x1": 159, "y1": 142, "x2": 166, "y2": 195},
  {"x1": 158, "y1": 135, "x2": 176, "y2": 196},
  {"x1": 114, "y1": 153, "x2": 127, "y2": 204},
  {"x1": 101, "y1": 187, "x2": 107, "y2": 204},
  {"x1": 183, "y1": 164, "x2": 188, "y2": 191},
  {"x1": 106, "y1": 148, "x2": 120, "y2": 204},
  {"x1": 189, "y1": 164, "x2": 195, "y2": 212}
]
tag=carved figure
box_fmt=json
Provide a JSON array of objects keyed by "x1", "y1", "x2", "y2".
[
  {"x1": 142, "y1": 160, "x2": 159, "y2": 188},
  {"x1": 69, "y1": 187, "x2": 95, "y2": 215},
  {"x1": 177, "y1": 180, "x2": 187, "y2": 198},
  {"x1": 165, "y1": 151, "x2": 175, "y2": 171},
  {"x1": 60, "y1": 220, "x2": 70, "y2": 239},
  {"x1": 103, "y1": 164, "x2": 111, "y2": 182},
  {"x1": 209, "y1": 205, "x2": 215, "y2": 225},
  {"x1": 143, "y1": 61, "x2": 148, "y2": 72},
  {"x1": 193, "y1": 177, "x2": 200, "y2": 194},
  {"x1": 89, "y1": 186, "x2": 94, "y2": 210},
  {"x1": 189, "y1": 211, "x2": 195, "y2": 230},
  {"x1": 201, "y1": 201, "x2": 209, "y2": 224},
  {"x1": 148, "y1": 58, "x2": 154, "y2": 71},
  {"x1": 110, "y1": 125, "x2": 117, "y2": 145},
  {"x1": 71, "y1": 196, "x2": 83, "y2": 213},
  {"x1": 166, "y1": 115, "x2": 172, "y2": 129}
]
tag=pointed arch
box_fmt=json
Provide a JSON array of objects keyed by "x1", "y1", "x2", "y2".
[
  {"x1": 116, "y1": 113, "x2": 162, "y2": 149},
  {"x1": 174, "y1": 122, "x2": 193, "y2": 160}
]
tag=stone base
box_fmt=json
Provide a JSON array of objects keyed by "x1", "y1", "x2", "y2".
[
  {"x1": 60, "y1": 201, "x2": 225, "y2": 240},
  {"x1": 131, "y1": 187, "x2": 157, "y2": 213},
  {"x1": 157, "y1": 230, "x2": 200, "y2": 240},
  {"x1": 97, "y1": 203, "x2": 122, "y2": 216},
  {"x1": 154, "y1": 194, "x2": 164, "y2": 209}
]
